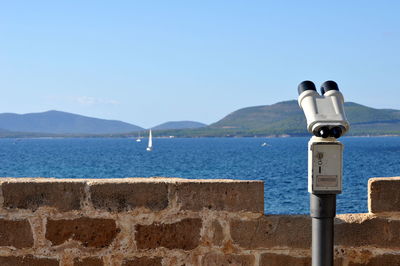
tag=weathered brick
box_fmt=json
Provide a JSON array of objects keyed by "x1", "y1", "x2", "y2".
[
  {"x1": 74, "y1": 257, "x2": 103, "y2": 266},
  {"x1": 334, "y1": 247, "x2": 353, "y2": 266},
  {"x1": 2, "y1": 180, "x2": 85, "y2": 211},
  {"x1": 231, "y1": 215, "x2": 311, "y2": 249},
  {"x1": 174, "y1": 181, "x2": 264, "y2": 212},
  {"x1": 335, "y1": 257, "x2": 345, "y2": 266},
  {"x1": 135, "y1": 218, "x2": 202, "y2": 250},
  {"x1": 212, "y1": 220, "x2": 224, "y2": 246},
  {"x1": 46, "y1": 217, "x2": 119, "y2": 248},
  {"x1": 335, "y1": 214, "x2": 400, "y2": 248},
  {"x1": 0, "y1": 256, "x2": 59, "y2": 266},
  {"x1": 122, "y1": 257, "x2": 162, "y2": 266},
  {"x1": 0, "y1": 219, "x2": 33, "y2": 248},
  {"x1": 260, "y1": 253, "x2": 310, "y2": 266},
  {"x1": 89, "y1": 182, "x2": 168, "y2": 211},
  {"x1": 263, "y1": 254, "x2": 340, "y2": 266},
  {"x1": 368, "y1": 177, "x2": 400, "y2": 213},
  {"x1": 202, "y1": 253, "x2": 255, "y2": 266},
  {"x1": 349, "y1": 254, "x2": 400, "y2": 265}
]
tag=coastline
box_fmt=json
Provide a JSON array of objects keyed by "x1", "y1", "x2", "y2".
[{"x1": 1, "y1": 134, "x2": 399, "y2": 139}]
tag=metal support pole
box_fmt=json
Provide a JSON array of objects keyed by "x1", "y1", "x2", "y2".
[
  {"x1": 310, "y1": 194, "x2": 336, "y2": 266},
  {"x1": 297, "y1": 80, "x2": 348, "y2": 266}
]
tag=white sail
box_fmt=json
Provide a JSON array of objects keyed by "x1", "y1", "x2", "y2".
[{"x1": 146, "y1": 130, "x2": 152, "y2": 151}]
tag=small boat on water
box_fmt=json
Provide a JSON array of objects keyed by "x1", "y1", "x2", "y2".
[
  {"x1": 146, "y1": 130, "x2": 153, "y2": 151},
  {"x1": 136, "y1": 132, "x2": 142, "y2": 142},
  {"x1": 261, "y1": 142, "x2": 269, "y2": 147}
]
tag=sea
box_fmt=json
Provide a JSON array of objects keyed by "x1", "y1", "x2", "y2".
[{"x1": 0, "y1": 136, "x2": 399, "y2": 215}]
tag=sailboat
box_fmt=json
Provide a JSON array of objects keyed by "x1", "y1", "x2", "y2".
[
  {"x1": 136, "y1": 131, "x2": 142, "y2": 142},
  {"x1": 146, "y1": 130, "x2": 153, "y2": 151}
]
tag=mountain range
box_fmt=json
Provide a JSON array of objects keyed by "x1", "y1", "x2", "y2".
[
  {"x1": 0, "y1": 110, "x2": 143, "y2": 135},
  {"x1": 211, "y1": 100, "x2": 400, "y2": 136},
  {"x1": 152, "y1": 121, "x2": 206, "y2": 130},
  {"x1": 0, "y1": 100, "x2": 400, "y2": 137},
  {"x1": 151, "y1": 101, "x2": 400, "y2": 137}
]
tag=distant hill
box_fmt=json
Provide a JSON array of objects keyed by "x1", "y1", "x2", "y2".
[
  {"x1": 209, "y1": 100, "x2": 400, "y2": 136},
  {"x1": 210, "y1": 100, "x2": 305, "y2": 134},
  {"x1": 152, "y1": 121, "x2": 206, "y2": 130},
  {"x1": 2, "y1": 101, "x2": 400, "y2": 138},
  {"x1": 0, "y1": 110, "x2": 143, "y2": 134},
  {"x1": 152, "y1": 101, "x2": 400, "y2": 137}
]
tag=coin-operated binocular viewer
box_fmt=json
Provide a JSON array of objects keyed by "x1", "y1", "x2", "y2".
[{"x1": 298, "y1": 80, "x2": 350, "y2": 266}]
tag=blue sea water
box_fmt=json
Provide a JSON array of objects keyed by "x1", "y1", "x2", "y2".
[{"x1": 0, "y1": 137, "x2": 399, "y2": 215}]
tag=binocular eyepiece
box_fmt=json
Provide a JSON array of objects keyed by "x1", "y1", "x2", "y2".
[
  {"x1": 298, "y1": 80, "x2": 339, "y2": 96},
  {"x1": 297, "y1": 80, "x2": 350, "y2": 139}
]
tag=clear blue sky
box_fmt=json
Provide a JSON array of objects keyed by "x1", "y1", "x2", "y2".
[{"x1": 1, "y1": 1, "x2": 399, "y2": 128}]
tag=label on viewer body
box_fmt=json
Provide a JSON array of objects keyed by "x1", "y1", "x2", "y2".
[{"x1": 316, "y1": 175, "x2": 338, "y2": 188}]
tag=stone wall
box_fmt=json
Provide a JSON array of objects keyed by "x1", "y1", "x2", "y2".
[{"x1": 0, "y1": 177, "x2": 399, "y2": 265}]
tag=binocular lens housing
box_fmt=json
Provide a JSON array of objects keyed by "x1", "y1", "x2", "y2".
[
  {"x1": 298, "y1": 80, "x2": 349, "y2": 139},
  {"x1": 330, "y1": 126, "x2": 343, "y2": 138},
  {"x1": 317, "y1": 127, "x2": 330, "y2": 138},
  {"x1": 314, "y1": 126, "x2": 344, "y2": 139}
]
